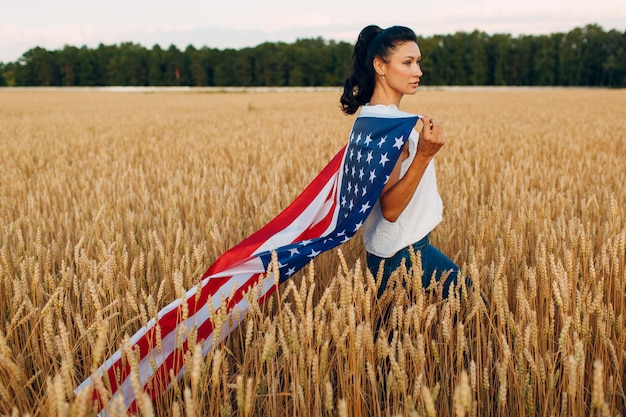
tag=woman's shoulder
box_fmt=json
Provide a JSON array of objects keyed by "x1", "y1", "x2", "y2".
[{"x1": 358, "y1": 104, "x2": 418, "y2": 119}]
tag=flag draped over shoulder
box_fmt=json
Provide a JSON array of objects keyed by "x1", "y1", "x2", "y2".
[{"x1": 76, "y1": 111, "x2": 420, "y2": 415}]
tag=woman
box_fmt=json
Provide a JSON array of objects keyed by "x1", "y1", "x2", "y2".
[{"x1": 340, "y1": 25, "x2": 459, "y2": 299}]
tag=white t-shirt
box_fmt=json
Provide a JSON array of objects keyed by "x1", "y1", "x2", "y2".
[{"x1": 360, "y1": 104, "x2": 443, "y2": 258}]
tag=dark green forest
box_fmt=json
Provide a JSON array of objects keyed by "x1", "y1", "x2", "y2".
[{"x1": 1, "y1": 23, "x2": 624, "y2": 87}]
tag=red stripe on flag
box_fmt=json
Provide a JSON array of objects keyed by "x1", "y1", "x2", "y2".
[{"x1": 297, "y1": 176, "x2": 341, "y2": 241}]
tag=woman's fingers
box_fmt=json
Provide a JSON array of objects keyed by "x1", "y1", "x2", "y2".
[{"x1": 420, "y1": 115, "x2": 444, "y2": 144}]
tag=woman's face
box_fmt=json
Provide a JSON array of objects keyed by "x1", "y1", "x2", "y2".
[{"x1": 378, "y1": 41, "x2": 423, "y2": 96}]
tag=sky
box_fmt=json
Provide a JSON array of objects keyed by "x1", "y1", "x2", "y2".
[{"x1": 1, "y1": 0, "x2": 625, "y2": 63}]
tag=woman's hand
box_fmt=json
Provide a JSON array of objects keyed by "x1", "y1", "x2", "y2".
[{"x1": 416, "y1": 115, "x2": 444, "y2": 161}]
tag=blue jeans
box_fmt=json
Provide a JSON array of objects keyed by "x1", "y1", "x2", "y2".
[{"x1": 366, "y1": 234, "x2": 459, "y2": 299}]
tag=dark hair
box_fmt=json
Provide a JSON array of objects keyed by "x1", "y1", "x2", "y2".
[{"x1": 340, "y1": 25, "x2": 418, "y2": 115}]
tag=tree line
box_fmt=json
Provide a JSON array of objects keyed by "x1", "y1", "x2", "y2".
[{"x1": 1, "y1": 23, "x2": 624, "y2": 88}]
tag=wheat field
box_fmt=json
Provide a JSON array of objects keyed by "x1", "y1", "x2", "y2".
[{"x1": 0, "y1": 87, "x2": 624, "y2": 416}]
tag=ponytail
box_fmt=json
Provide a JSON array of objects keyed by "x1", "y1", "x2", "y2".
[
  {"x1": 340, "y1": 25, "x2": 418, "y2": 115},
  {"x1": 340, "y1": 25, "x2": 382, "y2": 115}
]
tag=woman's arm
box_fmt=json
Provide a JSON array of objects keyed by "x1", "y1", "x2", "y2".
[{"x1": 379, "y1": 115, "x2": 444, "y2": 222}]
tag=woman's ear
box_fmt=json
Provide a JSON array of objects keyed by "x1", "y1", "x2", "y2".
[{"x1": 373, "y1": 57, "x2": 385, "y2": 77}]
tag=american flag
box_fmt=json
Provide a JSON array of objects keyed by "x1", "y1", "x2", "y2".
[{"x1": 76, "y1": 112, "x2": 420, "y2": 415}]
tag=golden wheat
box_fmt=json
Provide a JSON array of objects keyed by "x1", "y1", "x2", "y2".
[{"x1": 0, "y1": 87, "x2": 624, "y2": 416}]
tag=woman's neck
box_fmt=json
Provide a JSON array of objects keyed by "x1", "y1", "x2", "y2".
[{"x1": 369, "y1": 85, "x2": 403, "y2": 108}]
